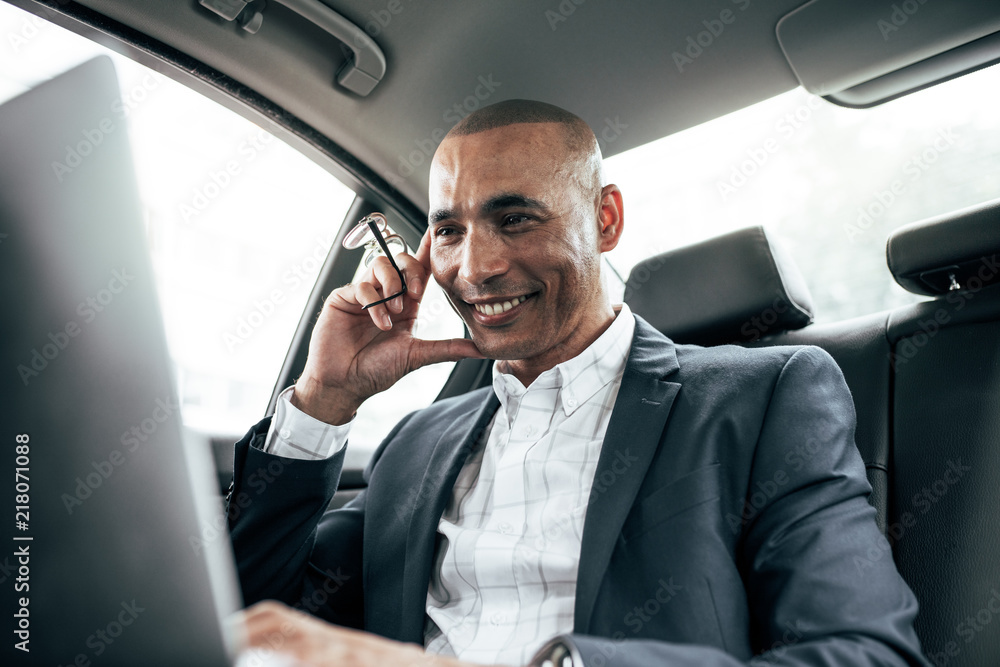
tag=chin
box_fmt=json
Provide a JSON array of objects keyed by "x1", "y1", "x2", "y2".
[{"x1": 469, "y1": 334, "x2": 540, "y2": 362}]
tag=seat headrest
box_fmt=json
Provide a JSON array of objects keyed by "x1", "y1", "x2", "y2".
[
  {"x1": 887, "y1": 198, "x2": 1000, "y2": 296},
  {"x1": 624, "y1": 226, "x2": 814, "y2": 346}
]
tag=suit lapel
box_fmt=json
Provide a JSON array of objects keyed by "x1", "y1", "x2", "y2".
[
  {"x1": 574, "y1": 317, "x2": 682, "y2": 632},
  {"x1": 397, "y1": 388, "x2": 500, "y2": 642}
]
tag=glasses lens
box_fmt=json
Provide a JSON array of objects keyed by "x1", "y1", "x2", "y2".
[
  {"x1": 342, "y1": 212, "x2": 388, "y2": 249},
  {"x1": 363, "y1": 234, "x2": 406, "y2": 266}
]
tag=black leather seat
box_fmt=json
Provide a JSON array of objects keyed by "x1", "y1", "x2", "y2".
[{"x1": 624, "y1": 202, "x2": 1000, "y2": 666}]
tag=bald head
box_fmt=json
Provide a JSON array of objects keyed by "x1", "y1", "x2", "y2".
[{"x1": 444, "y1": 99, "x2": 604, "y2": 198}]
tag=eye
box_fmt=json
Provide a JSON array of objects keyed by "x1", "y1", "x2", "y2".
[
  {"x1": 502, "y1": 213, "x2": 531, "y2": 226},
  {"x1": 432, "y1": 224, "x2": 459, "y2": 239}
]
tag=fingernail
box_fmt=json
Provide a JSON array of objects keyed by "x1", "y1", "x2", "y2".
[
  {"x1": 410, "y1": 278, "x2": 423, "y2": 296},
  {"x1": 392, "y1": 296, "x2": 403, "y2": 312},
  {"x1": 382, "y1": 313, "x2": 392, "y2": 329}
]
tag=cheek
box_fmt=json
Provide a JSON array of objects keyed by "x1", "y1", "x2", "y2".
[{"x1": 429, "y1": 248, "x2": 455, "y2": 283}]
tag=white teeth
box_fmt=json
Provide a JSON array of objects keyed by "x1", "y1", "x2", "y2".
[{"x1": 475, "y1": 295, "x2": 527, "y2": 315}]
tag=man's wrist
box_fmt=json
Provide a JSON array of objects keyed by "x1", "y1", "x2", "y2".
[{"x1": 291, "y1": 376, "x2": 361, "y2": 426}]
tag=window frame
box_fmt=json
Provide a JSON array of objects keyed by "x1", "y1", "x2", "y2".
[{"x1": 6, "y1": 0, "x2": 480, "y2": 474}]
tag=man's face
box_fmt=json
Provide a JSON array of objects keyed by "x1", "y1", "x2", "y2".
[{"x1": 428, "y1": 123, "x2": 613, "y2": 367}]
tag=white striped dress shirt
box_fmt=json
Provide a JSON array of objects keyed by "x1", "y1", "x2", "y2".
[{"x1": 262, "y1": 304, "x2": 636, "y2": 665}]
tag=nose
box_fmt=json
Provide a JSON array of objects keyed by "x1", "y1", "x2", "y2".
[{"x1": 457, "y1": 226, "x2": 509, "y2": 286}]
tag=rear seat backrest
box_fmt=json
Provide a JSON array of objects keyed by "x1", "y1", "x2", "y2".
[
  {"x1": 623, "y1": 226, "x2": 894, "y2": 530},
  {"x1": 883, "y1": 200, "x2": 1000, "y2": 666},
  {"x1": 624, "y1": 202, "x2": 1000, "y2": 666}
]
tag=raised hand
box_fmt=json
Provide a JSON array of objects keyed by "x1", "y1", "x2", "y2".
[{"x1": 291, "y1": 229, "x2": 482, "y2": 425}]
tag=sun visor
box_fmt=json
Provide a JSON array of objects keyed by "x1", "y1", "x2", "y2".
[{"x1": 777, "y1": 0, "x2": 1000, "y2": 106}]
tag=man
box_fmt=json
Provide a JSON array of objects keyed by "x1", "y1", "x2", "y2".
[{"x1": 229, "y1": 100, "x2": 928, "y2": 667}]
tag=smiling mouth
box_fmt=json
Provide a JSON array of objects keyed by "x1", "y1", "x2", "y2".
[{"x1": 471, "y1": 295, "x2": 529, "y2": 316}]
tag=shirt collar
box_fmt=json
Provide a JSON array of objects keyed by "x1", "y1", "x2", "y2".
[{"x1": 491, "y1": 303, "x2": 636, "y2": 418}]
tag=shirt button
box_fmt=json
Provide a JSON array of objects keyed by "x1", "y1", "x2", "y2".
[
  {"x1": 490, "y1": 612, "x2": 506, "y2": 625},
  {"x1": 498, "y1": 522, "x2": 513, "y2": 534},
  {"x1": 279, "y1": 429, "x2": 291, "y2": 440},
  {"x1": 566, "y1": 397, "x2": 577, "y2": 408}
]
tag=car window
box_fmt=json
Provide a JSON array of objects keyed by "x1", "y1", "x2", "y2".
[
  {"x1": 604, "y1": 64, "x2": 1000, "y2": 323},
  {"x1": 2, "y1": 3, "x2": 469, "y2": 471},
  {"x1": 1, "y1": 4, "x2": 351, "y2": 442}
]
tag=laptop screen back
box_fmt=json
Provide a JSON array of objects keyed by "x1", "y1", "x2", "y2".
[{"x1": 0, "y1": 56, "x2": 243, "y2": 666}]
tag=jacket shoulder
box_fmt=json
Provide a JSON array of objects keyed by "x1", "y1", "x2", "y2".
[{"x1": 674, "y1": 340, "x2": 838, "y2": 374}]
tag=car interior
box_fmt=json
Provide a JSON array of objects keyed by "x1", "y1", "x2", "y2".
[{"x1": 2, "y1": 0, "x2": 999, "y2": 665}]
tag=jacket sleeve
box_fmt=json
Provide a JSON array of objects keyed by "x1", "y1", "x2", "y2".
[{"x1": 559, "y1": 347, "x2": 929, "y2": 666}]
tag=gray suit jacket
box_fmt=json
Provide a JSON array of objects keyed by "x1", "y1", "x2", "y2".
[{"x1": 228, "y1": 316, "x2": 928, "y2": 666}]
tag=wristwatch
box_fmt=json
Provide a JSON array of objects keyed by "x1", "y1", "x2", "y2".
[{"x1": 530, "y1": 637, "x2": 583, "y2": 667}]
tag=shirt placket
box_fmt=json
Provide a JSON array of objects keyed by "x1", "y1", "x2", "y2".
[{"x1": 476, "y1": 383, "x2": 553, "y2": 654}]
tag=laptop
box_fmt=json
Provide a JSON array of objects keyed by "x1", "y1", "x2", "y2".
[{"x1": 0, "y1": 55, "x2": 260, "y2": 666}]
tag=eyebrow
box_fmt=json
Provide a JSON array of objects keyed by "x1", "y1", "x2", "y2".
[{"x1": 429, "y1": 193, "x2": 549, "y2": 225}]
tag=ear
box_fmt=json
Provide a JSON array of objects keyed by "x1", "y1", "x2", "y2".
[{"x1": 596, "y1": 184, "x2": 624, "y2": 253}]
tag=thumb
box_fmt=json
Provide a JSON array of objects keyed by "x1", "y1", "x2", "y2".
[{"x1": 408, "y1": 337, "x2": 484, "y2": 371}]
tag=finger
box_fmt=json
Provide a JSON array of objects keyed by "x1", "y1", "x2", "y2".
[
  {"x1": 325, "y1": 282, "x2": 374, "y2": 314},
  {"x1": 366, "y1": 257, "x2": 405, "y2": 312},
  {"x1": 414, "y1": 227, "x2": 432, "y2": 269},
  {"x1": 392, "y1": 251, "x2": 430, "y2": 301},
  {"x1": 408, "y1": 337, "x2": 484, "y2": 371},
  {"x1": 354, "y1": 282, "x2": 393, "y2": 330}
]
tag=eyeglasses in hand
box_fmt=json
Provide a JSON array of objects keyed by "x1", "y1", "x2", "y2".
[{"x1": 342, "y1": 212, "x2": 407, "y2": 310}]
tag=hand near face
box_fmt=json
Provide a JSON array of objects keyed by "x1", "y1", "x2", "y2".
[
  {"x1": 241, "y1": 601, "x2": 504, "y2": 667},
  {"x1": 293, "y1": 230, "x2": 482, "y2": 425}
]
